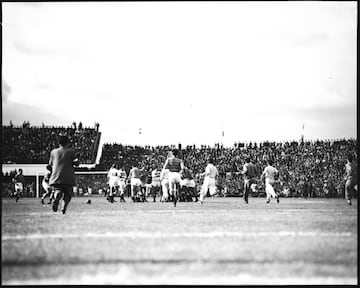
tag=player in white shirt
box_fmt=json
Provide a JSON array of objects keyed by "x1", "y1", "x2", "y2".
[
  {"x1": 199, "y1": 157, "x2": 219, "y2": 204},
  {"x1": 151, "y1": 164, "x2": 162, "y2": 202},
  {"x1": 41, "y1": 165, "x2": 54, "y2": 205},
  {"x1": 118, "y1": 165, "x2": 127, "y2": 202},
  {"x1": 260, "y1": 159, "x2": 280, "y2": 203},
  {"x1": 107, "y1": 164, "x2": 119, "y2": 203},
  {"x1": 160, "y1": 168, "x2": 170, "y2": 202},
  {"x1": 128, "y1": 165, "x2": 144, "y2": 202}
]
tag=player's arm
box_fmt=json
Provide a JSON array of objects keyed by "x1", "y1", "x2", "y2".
[
  {"x1": 72, "y1": 151, "x2": 80, "y2": 167},
  {"x1": 162, "y1": 158, "x2": 169, "y2": 171},
  {"x1": 180, "y1": 160, "x2": 185, "y2": 174},
  {"x1": 241, "y1": 165, "x2": 247, "y2": 175},
  {"x1": 260, "y1": 168, "x2": 266, "y2": 181}
]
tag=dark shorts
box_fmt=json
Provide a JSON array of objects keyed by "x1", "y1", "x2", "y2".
[{"x1": 51, "y1": 184, "x2": 73, "y2": 199}]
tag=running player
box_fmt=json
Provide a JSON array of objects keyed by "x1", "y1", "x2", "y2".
[
  {"x1": 180, "y1": 165, "x2": 198, "y2": 202},
  {"x1": 241, "y1": 156, "x2": 257, "y2": 204},
  {"x1": 49, "y1": 135, "x2": 79, "y2": 214},
  {"x1": 260, "y1": 159, "x2": 280, "y2": 203},
  {"x1": 163, "y1": 150, "x2": 184, "y2": 207},
  {"x1": 344, "y1": 153, "x2": 357, "y2": 206},
  {"x1": 12, "y1": 168, "x2": 24, "y2": 202},
  {"x1": 151, "y1": 164, "x2": 162, "y2": 202},
  {"x1": 107, "y1": 164, "x2": 119, "y2": 203},
  {"x1": 41, "y1": 164, "x2": 54, "y2": 204},
  {"x1": 118, "y1": 165, "x2": 127, "y2": 202},
  {"x1": 199, "y1": 157, "x2": 219, "y2": 204}
]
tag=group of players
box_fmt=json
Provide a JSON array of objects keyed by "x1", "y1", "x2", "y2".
[
  {"x1": 105, "y1": 149, "x2": 211, "y2": 207},
  {"x1": 11, "y1": 148, "x2": 357, "y2": 209}
]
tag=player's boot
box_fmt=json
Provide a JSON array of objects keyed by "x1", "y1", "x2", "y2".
[
  {"x1": 52, "y1": 199, "x2": 59, "y2": 212},
  {"x1": 41, "y1": 198, "x2": 45, "y2": 205},
  {"x1": 266, "y1": 199, "x2": 270, "y2": 203},
  {"x1": 276, "y1": 195, "x2": 280, "y2": 203},
  {"x1": 347, "y1": 199, "x2": 352, "y2": 206}
]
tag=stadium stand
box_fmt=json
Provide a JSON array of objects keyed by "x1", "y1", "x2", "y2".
[
  {"x1": 2, "y1": 122, "x2": 101, "y2": 164},
  {"x1": 96, "y1": 139, "x2": 357, "y2": 198},
  {"x1": 1, "y1": 121, "x2": 357, "y2": 199}
]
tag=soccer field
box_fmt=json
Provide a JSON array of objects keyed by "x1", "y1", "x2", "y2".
[{"x1": 1, "y1": 197, "x2": 358, "y2": 285}]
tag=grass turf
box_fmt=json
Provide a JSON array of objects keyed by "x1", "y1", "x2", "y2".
[{"x1": 1, "y1": 196, "x2": 357, "y2": 284}]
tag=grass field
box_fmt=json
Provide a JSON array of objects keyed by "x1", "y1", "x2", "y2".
[{"x1": 1, "y1": 196, "x2": 358, "y2": 285}]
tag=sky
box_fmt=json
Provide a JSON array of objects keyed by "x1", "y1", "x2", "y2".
[{"x1": 2, "y1": 1, "x2": 357, "y2": 147}]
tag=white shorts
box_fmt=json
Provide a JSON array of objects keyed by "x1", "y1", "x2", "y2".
[
  {"x1": 42, "y1": 180, "x2": 50, "y2": 192},
  {"x1": 131, "y1": 178, "x2": 142, "y2": 186},
  {"x1": 168, "y1": 172, "x2": 181, "y2": 185},
  {"x1": 181, "y1": 179, "x2": 195, "y2": 188},
  {"x1": 119, "y1": 180, "x2": 126, "y2": 191},
  {"x1": 15, "y1": 182, "x2": 23, "y2": 193},
  {"x1": 109, "y1": 178, "x2": 119, "y2": 187},
  {"x1": 151, "y1": 180, "x2": 161, "y2": 188},
  {"x1": 161, "y1": 179, "x2": 170, "y2": 197},
  {"x1": 201, "y1": 177, "x2": 217, "y2": 195}
]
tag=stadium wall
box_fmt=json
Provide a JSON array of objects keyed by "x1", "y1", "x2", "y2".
[{"x1": 2, "y1": 163, "x2": 96, "y2": 176}]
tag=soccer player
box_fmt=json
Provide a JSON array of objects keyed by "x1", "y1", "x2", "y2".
[
  {"x1": 260, "y1": 159, "x2": 280, "y2": 203},
  {"x1": 12, "y1": 168, "x2": 24, "y2": 202},
  {"x1": 41, "y1": 164, "x2": 54, "y2": 204},
  {"x1": 49, "y1": 135, "x2": 79, "y2": 214},
  {"x1": 199, "y1": 157, "x2": 219, "y2": 204},
  {"x1": 107, "y1": 164, "x2": 119, "y2": 203},
  {"x1": 163, "y1": 149, "x2": 184, "y2": 207},
  {"x1": 160, "y1": 167, "x2": 170, "y2": 202},
  {"x1": 128, "y1": 164, "x2": 143, "y2": 202},
  {"x1": 118, "y1": 165, "x2": 127, "y2": 202},
  {"x1": 344, "y1": 154, "x2": 357, "y2": 206},
  {"x1": 151, "y1": 164, "x2": 162, "y2": 202},
  {"x1": 180, "y1": 165, "x2": 198, "y2": 202},
  {"x1": 241, "y1": 156, "x2": 257, "y2": 204}
]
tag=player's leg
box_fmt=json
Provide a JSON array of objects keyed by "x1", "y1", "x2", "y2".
[
  {"x1": 119, "y1": 181, "x2": 126, "y2": 202},
  {"x1": 61, "y1": 185, "x2": 72, "y2": 214},
  {"x1": 243, "y1": 180, "x2": 249, "y2": 204},
  {"x1": 199, "y1": 179, "x2": 208, "y2": 204},
  {"x1": 172, "y1": 180, "x2": 177, "y2": 207},
  {"x1": 345, "y1": 180, "x2": 355, "y2": 206},
  {"x1": 52, "y1": 186, "x2": 63, "y2": 212},
  {"x1": 191, "y1": 183, "x2": 199, "y2": 202},
  {"x1": 161, "y1": 181, "x2": 168, "y2": 202}
]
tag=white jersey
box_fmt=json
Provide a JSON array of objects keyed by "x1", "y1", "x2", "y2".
[
  {"x1": 160, "y1": 169, "x2": 169, "y2": 181},
  {"x1": 118, "y1": 169, "x2": 127, "y2": 181},
  {"x1": 205, "y1": 164, "x2": 218, "y2": 179},
  {"x1": 108, "y1": 167, "x2": 119, "y2": 186},
  {"x1": 262, "y1": 165, "x2": 278, "y2": 183}
]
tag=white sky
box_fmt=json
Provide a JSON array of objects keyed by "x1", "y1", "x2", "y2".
[{"x1": 2, "y1": 1, "x2": 357, "y2": 147}]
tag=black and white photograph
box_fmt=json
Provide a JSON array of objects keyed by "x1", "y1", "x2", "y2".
[{"x1": 1, "y1": 1, "x2": 357, "y2": 285}]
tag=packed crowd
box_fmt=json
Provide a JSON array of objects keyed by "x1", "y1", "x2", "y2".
[
  {"x1": 2, "y1": 121, "x2": 101, "y2": 164},
  {"x1": 97, "y1": 139, "x2": 357, "y2": 198}
]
